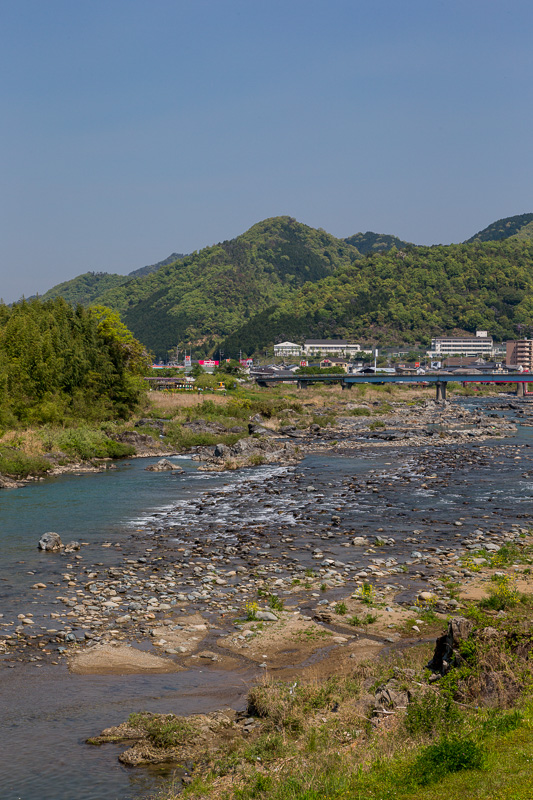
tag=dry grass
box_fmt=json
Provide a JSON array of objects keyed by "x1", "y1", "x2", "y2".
[
  {"x1": 0, "y1": 428, "x2": 46, "y2": 455},
  {"x1": 148, "y1": 391, "x2": 230, "y2": 413}
]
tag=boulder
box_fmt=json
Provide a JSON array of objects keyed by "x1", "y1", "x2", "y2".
[
  {"x1": 38, "y1": 532, "x2": 63, "y2": 552},
  {"x1": 255, "y1": 610, "x2": 278, "y2": 622},
  {"x1": 248, "y1": 423, "x2": 278, "y2": 437},
  {"x1": 213, "y1": 443, "x2": 231, "y2": 459},
  {"x1": 64, "y1": 541, "x2": 81, "y2": 553},
  {"x1": 146, "y1": 459, "x2": 184, "y2": 472}
]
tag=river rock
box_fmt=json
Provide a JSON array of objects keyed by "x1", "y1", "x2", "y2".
[
  {"x1": 38, "y1": 532, "x2": 63, "y2": 552},
  {"x1": 255, "y1": 610, "x2": 278, "y2": 621},
  {"x1": 146, "y1": 459, "x2": 184, "y2": 472}
]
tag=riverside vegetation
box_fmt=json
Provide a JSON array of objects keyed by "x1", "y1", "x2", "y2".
[{"x1": 0, "y1": 298, "x2": 151, "y2": 483}]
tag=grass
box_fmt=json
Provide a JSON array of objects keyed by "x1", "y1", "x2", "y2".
[{"x1": 126, "y1": 712, "x2": 197, "y2": 749}]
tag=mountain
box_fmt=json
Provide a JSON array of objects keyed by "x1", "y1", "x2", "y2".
[
  {"x1": 128, "y1": 252, "x2": 186, "y2": 278},
  {"x1": 35, "y1": 213, "x2": 533, "y2": 360},
  {"x1": 465, "y1": 213, "x2": 533, "y2": 243},
  {"x1": 39, "y1": 272, "x2": 129, "y2": 305},
  {"x1": 94, "y1": 217, "x2": 361, "y2": 359},
  {"x1": 343, "y1": 231, "x2": 412, "y2": 254},
  {"x1": 38, "y1": 252, "x2": 186, "y2": 307},
  {"x1": 221, "y1": 238, "x2": 533, "y2": 355}
]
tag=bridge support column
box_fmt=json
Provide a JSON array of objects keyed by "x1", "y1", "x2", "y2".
[
  {"x1": 436, "y1": 382, "x2": 447, "y2": 402},
  {"x1": 517, "y1": 382, "x2": 525, "y2": 397},
  {"x1": 297, "y1": 381, "x2": 307, "y2": 390},
  {"x1": 341, "y1": 381, "x2": 352, "y2": 390}
]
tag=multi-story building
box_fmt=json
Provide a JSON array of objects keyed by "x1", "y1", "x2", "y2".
[
  {"x1": 273, "y1": 341, "x2": 302, "y2": 358},
  {"x1": 428, "y1": 331, "x2": 493, "y2": 358},
  {"x1": 303, "y1": 339, "x2": 361, "y2": 357},
  {"x1": 506, "y1": 339, "x2": 533, "y2": 371}
]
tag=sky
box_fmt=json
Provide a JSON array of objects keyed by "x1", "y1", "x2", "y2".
[{"x1": 2, "y1": 0, "x2": 533, "y2": 302}]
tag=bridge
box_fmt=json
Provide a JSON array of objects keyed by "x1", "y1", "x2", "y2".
[{"x1": 253, "y1": 372, "x2": 533, "y2": 401}]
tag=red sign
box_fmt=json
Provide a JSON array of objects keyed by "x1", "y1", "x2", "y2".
[
  {"x1": 415, "y1": 362, "x2": 420, "y2": 368},
  {"x1": 300, "y1": 360, "x2": 308, "y2": 367},
  {"x1": 198, "y1": 359, "x2": 219, "y2": 367}
]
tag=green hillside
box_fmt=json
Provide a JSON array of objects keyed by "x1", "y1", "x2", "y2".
[
  {"x1": 344, "y1": 231, "x2": 411, "y2": 254},
  {"x1": 39, "y1": 271, "x2": 129, "y2": 305},
  {"x1": 127, "y1": 252, "x2": 186, "y2": 278},
  {"x1": 96, "y1": 217, "x2": 360, "y2": 359},
  {"x1": 465, "y1": 213, "x2": 533, "y2": 243},
  {"x1": 221, "y1": 239, "x2": 533, "y2": 355},
  {"x1": 34, "y1": 213, "x2": 533, "y2": 360}
]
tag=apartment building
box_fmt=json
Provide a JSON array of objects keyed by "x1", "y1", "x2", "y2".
[{"x1": 506, "y1": 339, "x2": 533, "y2": 370}]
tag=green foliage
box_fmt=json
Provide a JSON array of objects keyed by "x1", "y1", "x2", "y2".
[
  {"x1": 35, "y1": 216, "x2": 533, "y2": 360},
  {"x1": 126, "y1": 712, "x2": 196, "y2": 749},
  {"x1": 465, "y1": 213, "x2": 533, "y2": 243},
  {"x1": 97, "y1": 216, "x2": 360, "y2": 359},
  {"x1": 405, "y1": 691, "x2": 462, "y2": 736},
  {"x1": 53, "y1": 427, "x2": 135, "y2": 460},
  {"x1": 480, "y1": 574, "x2": 521, "y2": 611},
  {"x1": 223, "y1": 237, "x2": 533, "y2": 354},
  {"x1": 344, "y1": 231, "x2": 411, "y2": 254},
  {"x1": 0, "y1": 447, "x2": 51, "y2": 478},
  {"x1": 268, "y1": 594, "x2": 284, "y2": 612},
  {"x1": 0, "y1": 298, "x2": 148, "y2": 425},
  {"x1": 334, "y1": 602, "x2": 347, "y2": 615},
  {"x1": 410, "y1": 736, "x2": 486, "y2": 785}
]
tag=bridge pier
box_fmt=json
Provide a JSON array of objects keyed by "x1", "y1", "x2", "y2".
[
  {"x1": 517, "y1": 382, "x2": 525, "y2": 397},
  {"x1": 297, "y1": 380, "x2": 308, "y2": 390},
  {"x1": 436, "y1": 381, "x2": 447, "y2": 402},
  {"x1": 341, "y1": 381, "x2": 352, "y2": 390}
]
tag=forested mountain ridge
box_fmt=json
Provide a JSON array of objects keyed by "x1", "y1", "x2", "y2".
[
  {"x1": 343, "y1": 231, "x2": 411, "y2": 254},
  {"x1": 221, "y1": 239, "x2": 533, "y2": 355},
  {"x1": 39, "y1": 271, "x2": 129, "y2": 305},
  {"x1": 95, "y1": 216, "x2": 361, "y2": 358},
  {"x1": 465, "y1": 213, "x2": 533, "y2": 243},
  {"x1": 33, "y1": 213, "x2": 533, "y2": 359},
  {"x1": 38, "y1": 252, "x2": 187, "y2": 306}
]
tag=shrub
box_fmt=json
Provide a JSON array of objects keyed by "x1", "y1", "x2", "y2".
[
  {"x1": 411, "y1": 736, "x2": 485, "y2": 785},
  {"x1": 0, "y1": 448, "x2": 51, "y2": 478},
  {"x1": 335, "y1": 602, "x2": 347, "y2": 615},
  {"x1": 405, "y1": 691, "x2": 462, "y2": 736},
  {"x1": 480, "y1": 575, "x2": 520, "y2": 611}
]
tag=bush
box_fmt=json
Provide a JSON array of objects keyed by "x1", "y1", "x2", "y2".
[
  {"x1": 411, "y1": 736, "x2": 485, "y2": 785},
  {"x1": 55, "y1": 428, "x2": 135, "y2": 460},
  {"x1": 0, "y1": 447, "x2": 51, "y2": 478},
  {"x1": 405, "y1": 691, "x2": 462, "y2": 736}
]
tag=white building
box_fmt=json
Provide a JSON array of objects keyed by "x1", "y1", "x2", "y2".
[
  {"x1": 273, "y1": 341, "x2": 302, "y2": 357},
  {"x1": 428, "y1": 331, "x2": 493, "y2": 358},
  {"x1": 303, "y1": 339, "x2": 361, "y2": 357}
]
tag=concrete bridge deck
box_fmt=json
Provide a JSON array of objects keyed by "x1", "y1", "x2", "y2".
[{"x1": 254, "y1": 372, "x2": 533, "y2": 400}]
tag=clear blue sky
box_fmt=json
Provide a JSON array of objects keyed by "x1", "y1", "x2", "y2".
[{"x1": 2, "y1": 0, "x2": 532, "y2": 301}]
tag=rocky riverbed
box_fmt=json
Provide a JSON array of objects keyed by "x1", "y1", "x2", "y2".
[{"x1": 1, "y1": 395, "x2": 531, "y2": 681}]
